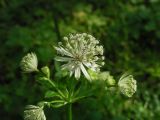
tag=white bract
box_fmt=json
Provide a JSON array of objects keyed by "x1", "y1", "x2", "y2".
[
  {"x1": 24, "y1": 105, "x2": 46, "y2": 120},
  {"x1": 20, "y1": 52, "x2": 38, "y2": 73},
  {"x1": 118, "y1": 73, "x2": 137, "y2": 97},
  {"x1": 54, "y1": 33, "x2": 105, "y2": 80}
]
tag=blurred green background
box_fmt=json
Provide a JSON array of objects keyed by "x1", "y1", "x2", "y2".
[{"x1": 0, "y1": 0, "x2": 160, "y2": 120}]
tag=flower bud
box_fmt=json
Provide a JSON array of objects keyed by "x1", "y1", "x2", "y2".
[
  {"x1": 118, "y1": 73, "x2": 137, "y2": 97},
  {"x1": 102, "y1": 56, "x2": 105, "y2": 60},
  {"x1": 58, "y1": 42, "x2": 62, "y2": 45},
  {"x1": 106, "y1": 75, "x2": 116, "y2": 86},
  {"x1": 24, "y1": 105, "x2": 46, "y2": 120},
  {"x1": 99, "y1": 72, "x2": 116, "y2": 85},
  {"x1": 101, "y1": 62, "x2": 105, "y2": 66},
  {"x1": 41, "y1": 66, "x2": 50, "y2": 78},
  {"x1": 63, "y1": 37, "x2": 68, "y2": 41},
  {"x1": 20, "y1": 52, "x2": 38, "y2": 73},
  {"x1": 88, "y1": 69, "x2": 99, "y2": 80}
]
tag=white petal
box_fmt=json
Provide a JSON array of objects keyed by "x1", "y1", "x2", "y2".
[
  {"x1": 61, "y1": 62, "x2": 74, "y2": 70},
  {"x1": 54, "y1": 46, "x2": 73, "y2": 57},
  {"x1": 83, "y1": 62, "x2": 92, "y2": 68},
  {"x1": 55, "y1": 56, "x2": 73, "y2": 62},
  {"x1": 70, "y1": 70, "x2": 73, "y2": 77},
  {"x1": 75, "y1": 67, "x2": 81, "y2": 79},
  {"x1": 80, "y1": 64, "x2": 91, "y2": 81}
]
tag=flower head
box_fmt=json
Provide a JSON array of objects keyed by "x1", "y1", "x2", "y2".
[
  {"x1": 24, "y1": 105, "x2": 46, "y2": 120},
  {"x1": 20, "y1": 52, "x2": 38, "y2": 73},
  {"x1": 41, "y1": 66, "x2": 50, "y2": 78},
  {"x1": 118, "y1": 73, "x2": 137, "y2": 97},
  {"x1": 54, "y1": 33, "x2": 105, "y2": 80}
]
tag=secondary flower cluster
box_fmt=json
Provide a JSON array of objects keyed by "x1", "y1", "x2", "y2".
[
  {"x1": 24, "y1": 105, "x2": 46, "y2": 120},
  {"x1": 118, "y1": 73, "x2": 137, "y2": 97},
  {"x1": 20, "y1": 52, "x2": 38, "y2": 73},
  {"x1": 54, "y1": 33, "x2": 105, "y2": 80}
]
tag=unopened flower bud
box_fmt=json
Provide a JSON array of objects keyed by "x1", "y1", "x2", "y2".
[
  {"x1": 88, "y1": 69, "x2": 99, "y2": 80},
  {"x1": 24, "y1": 105, "x2": 46, "y2": 120},
  {"x1": 118, "y1": 73, "x2": 137, "y2": 97},
  {"x1": 101, "y1": 62, "x2": 105, "y2": 66},
  {"x1": 63, "y1": 37, "x2": 68, "y2": 41},
  {"x1": 58, "y1": 42, "x2": 62, "y2": 45},
  {"x1": 41, "y1": 66, "x2": 50, "y2": 78},
  {"x1": 20, "y1": 52, "x2": 38, "y2": 73},
  {"x1": 102, "y1": 56, "x2": 105, "y2": 60}
]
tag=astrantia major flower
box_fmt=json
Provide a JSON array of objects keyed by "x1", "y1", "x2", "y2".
[
  {"x1": 24, "y1": 105, "x2": 46, "y2": 120},
  {"x1": 118, "y1": 73, "x2": 137, "y2": 97},
  {"x1": 54, "y1": 33, "x2": 105, "y2": 80},
  {"x1": 20, "y1": 52, "x2": 38, "y2": 73}
]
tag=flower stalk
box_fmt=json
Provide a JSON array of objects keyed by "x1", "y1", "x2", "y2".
[{"x1": 68, "y1": 103, "x2": 72, "y2": 120}]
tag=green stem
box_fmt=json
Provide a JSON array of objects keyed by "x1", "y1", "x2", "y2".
[
  {"x1": 47, "y1": 79, "x2": 65, "y2": 98},
  {"x1": 68, "y1": 103, "x2": 72, "y2": 120}
]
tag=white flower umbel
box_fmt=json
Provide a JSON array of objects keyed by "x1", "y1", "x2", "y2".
[
  {"x1": 54, "y1": 33, "x2": 105, "y2": 80},
  {"x1": 24, "y1": 105, "x2": 46, "y2": 120},
  {"x1": 118, "y1": 73, "x2": 137, "y2": 97},
  {"x1": 20, "y1": 52, "x2": 38, "y2": 73}
]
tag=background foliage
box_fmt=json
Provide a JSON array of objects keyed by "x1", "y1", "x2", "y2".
[{"x1": 0, "y1": 0, "x2": 160, "y2": 120}]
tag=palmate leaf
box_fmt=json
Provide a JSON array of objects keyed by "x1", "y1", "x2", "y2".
[{"x1": 71, "y1": 82, "x2": 93, "y2": 103}]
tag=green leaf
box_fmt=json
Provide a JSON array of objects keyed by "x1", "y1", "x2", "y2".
[
  {"x1": 45, "y1": 91, "x2": 61, "y2": 98},
  {"x1": 36, "y1": 77, "x2": 53, "y2": 89},
  {"x1": 50, "y1": 100, "x2": 67, "y2": 108}
]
